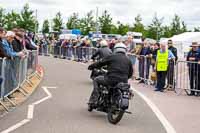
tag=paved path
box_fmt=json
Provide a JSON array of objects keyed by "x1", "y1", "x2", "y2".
[
  {"x1": 0, "y1": 56, "x2": 166, "y2": 133},
  {"x1": 132, "y1": 81, "x2": 200, "y2": 133}
]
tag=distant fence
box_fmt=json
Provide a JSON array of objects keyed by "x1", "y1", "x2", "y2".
[
  {"x1": 39, "y1": 44, "x2": 200, "y2": 96},
  {"x1": 0, "y1": 50, "x2": 39, "y2": 99}
]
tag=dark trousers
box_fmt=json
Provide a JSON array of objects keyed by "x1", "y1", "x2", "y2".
[
  {"x1": 167, "y1": 61, "x2": 175, "y2": 87},
  {"x1": 89, "y1": 76, "x2": 108, "y2": 103},
  {"x1": 77, "y1": 47, "x2": 83, "y2": 61},
  {"x1": 139, "y1": 58, "x2": 151, "y2": 80},
  {"x1": 156, "y1": 71, "x2": 167, "y2": 90},
  {"x1": 61, "y1": 47, "x2": 67, "y2": 58},
  {"x1": 189, "y1": 68, "x2": 200, "y2": 94},
  {"x1": 53, "y1": 46, "x2": 60, "y2": 57}
]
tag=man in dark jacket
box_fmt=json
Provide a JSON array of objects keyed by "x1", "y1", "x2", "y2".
[
  {"x1": 91, "y1": 40, "x2": 112, "y2": 61},
  {"x1": 167, "y1": 40, "x2": 178, "y2": 89},
  {"x1": 187, "y1": 42, "x2": 200, "y2": 96},
  {"x1": 12, "y1": 29, "x2": 24, "y2": 52},
  {"x1": 138, "y1": 42, "x2": 152, "y2": 83},
  {"x1": 90, "y1": 40, "x2": 112, "y2": 79},
  {"x1": 12, "y1": 36, "x2": 24, "y2": 52},
  {"x1": 88, "y1": 43, "x2": 133, "y2": 106}
]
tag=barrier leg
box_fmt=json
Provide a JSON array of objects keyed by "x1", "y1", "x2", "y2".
[
  {"x1": 5, "y1": 97, "x2": 16, "y2": 106},
  {"x1": 0, "y1": 100, "x2": 9, "y2": 112}
]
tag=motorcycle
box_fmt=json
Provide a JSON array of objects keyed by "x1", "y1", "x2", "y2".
[
  {"x1": 88, "y1": 82, "x2": 134, "y2": 124},
  {"x1": 90, "y1": 67, "x2": 107, "y2": 80}
]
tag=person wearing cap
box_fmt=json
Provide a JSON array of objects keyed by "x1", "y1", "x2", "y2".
[
  {"x1": 88, "y1": 42, "x2": 133, "y2": 108},
  {"x1": 167, "y1": 40, "x2": 178, "y2": 89},
  {"x1": 186, "y1": 42, "x2": 200, "y2": 96},
  {"x1": 155, "y1": 43, "x2": 175, "y2": 92},
  {"x1": 1, "y1": 31, "x2": 24, "y2": 58}
]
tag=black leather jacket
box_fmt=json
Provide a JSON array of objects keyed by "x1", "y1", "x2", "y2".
[
  {"x1": 89, "y1": 52, "x2": 133, "y2": 84},
  {"x1": 91, "y1": 46, "x2": 112, "y2": 60}
]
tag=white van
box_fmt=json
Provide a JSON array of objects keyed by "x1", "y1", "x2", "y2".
[{"x1": 127, "y1": 32, "x2": 143, "y2": 44}]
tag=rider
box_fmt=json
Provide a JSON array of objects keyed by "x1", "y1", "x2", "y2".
[
  {"x1": 91, "y1": 40, "x2": 112, "y2": 61},
  {"x1": 88, "y1": 43, "x2": 133, "y2": 107},
  {"x1": 90, "y1": 40, "x2": 112, "y2": 79}
]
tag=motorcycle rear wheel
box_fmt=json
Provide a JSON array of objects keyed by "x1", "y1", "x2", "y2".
[{"x1": 107, "y1": 108, "x2": 124, "y2": 124}]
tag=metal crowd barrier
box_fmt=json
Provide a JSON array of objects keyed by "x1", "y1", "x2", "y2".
[
  {"x1": 39, "y1": 45, "x2": 200, "y2": 96},
  {"x1": 0, "y1": 50, "x2": 39, "y2": 100},
  {"x1": 127, "y1": 53, "x2": 176, "y2": 89},
  {"x1": 175, "y1": 61, "x2": 200, "y2": 95},
  {"x1": 39, "y1": 44, "x2": 97, "y2": 62}
]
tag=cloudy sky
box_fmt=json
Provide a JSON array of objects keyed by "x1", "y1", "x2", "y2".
[{"x1": 0, "y1": 0, "x2": 200, "y2": 30}]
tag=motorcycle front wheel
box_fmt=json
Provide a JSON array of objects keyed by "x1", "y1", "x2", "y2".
[{"x1": 107, "y1": 107, "x2": 124, "y2": 124}]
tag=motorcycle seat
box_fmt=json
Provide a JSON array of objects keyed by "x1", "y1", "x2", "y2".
[{"x1": 109, "y1": 82, "x2": 130, "y2": 90}]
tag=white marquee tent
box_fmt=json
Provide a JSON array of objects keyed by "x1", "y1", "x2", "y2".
[{"x1": 160, "y1": 32, "x2": 200, "y2": 58}]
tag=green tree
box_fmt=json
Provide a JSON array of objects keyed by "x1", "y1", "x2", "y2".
[
  {"x1": 99, "y1": 10, "x2": 113, "y2": 34},
  {"x1": 110, "y1": 24, "x2": 118, "y2": 34},
  {"x1": 194, "y1": 27, "x2": 200, "y2": 32},
  {"x1": 4, "y1": 11, "x2": 20, "y2": 30},
  {"x1": 146, "y1": 14, "x2": 164, "y2": 40},
  {"x1": 181, "y1": 21, "x2": 187, "y2": 33},
  {"x1": 66, "y1": 13, "x2": 80, "y2": 29},
  {"x1": 169, "y1": 14, "x2": 188, "y2": 36},
  {"x1": 79, "y1": 11, "x2": 95, "y2": 35},
  {"x1": 132, "y1": 15, "x2": 145, "y2": 33},
  {"x1": 161, "y1": 26, "x2": 171, "y2": 38},
  {"x1": 117, "y1": 21, "x2": 129, "y2": 35},
  {"x1": 42, "y1": 19, "x2": 50, "y2": 33},
  {"x1": 17, "y1": 4, "x2": 37, "y2": 32},
  {"x1": 52, "y1": 12, "x2": 63, "y2": 32},
  {"x1": 0, "y1": 7, "x2": 6, "y2": 27}
]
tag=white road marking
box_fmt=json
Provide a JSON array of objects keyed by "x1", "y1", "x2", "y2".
[
  {"x1": 0, "y1": 86, "x2": 56, "y2": 133},
  {"x1": 1, "y1": 119, "x2": 30, "y2": 133},
  {"x1": 79, "y1": 60, "x2": 176, "y2": 132},
  {"x1": 132, "y1": 87, "x2": 177, "y2": 133},
  {"x1": 27, "y1": 105, "x2": 34, "y2": 119}
]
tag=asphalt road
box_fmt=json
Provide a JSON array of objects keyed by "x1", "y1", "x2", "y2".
[{"x1": 0, "y1": 56, "x2": 166, "y2": 133}]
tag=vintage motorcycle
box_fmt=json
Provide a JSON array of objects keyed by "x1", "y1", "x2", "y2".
[{"x1": 88, "y1": 82, "x2": 134, "y2": 124}]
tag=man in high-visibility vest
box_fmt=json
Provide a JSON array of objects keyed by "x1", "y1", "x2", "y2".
[{"x1": 155, "y1": 43, "x2": 175, "y2": 92}]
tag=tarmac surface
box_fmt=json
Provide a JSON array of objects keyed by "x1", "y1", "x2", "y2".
[{"x1": 0, "y1": 56, "x2": 167, "y2": 133}]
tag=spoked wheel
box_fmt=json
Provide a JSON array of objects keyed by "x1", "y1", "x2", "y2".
[{"x1": 107, "y1": 107, "x2": 124, "y2": 124}]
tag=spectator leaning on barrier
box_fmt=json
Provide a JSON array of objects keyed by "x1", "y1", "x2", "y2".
[
  {"x1": 23, "y1": 32, "x2": 37, "y2": 51},
  {"x1": 138, "y1": 41, "x2": 152, "y2": 83},
  {"x1": 0, "y1": 27, "x2": 11, "y2": 58},
  {"x1": 151, "y1": 43, "x2": 160, "y2": 70},
  {"x1": 186, "y1": 42, "x2": 200, "y2": 96},
  {"x1": 155, "y1": 43, "x2": 175, "y2": 92},
  {"x1": 14, "y1": 32, "x2": 25, "y2": 52},
  {"x1": 167, "y1": 40, "x2": 178, "y2": 89},
  {"x1": 1, "y1": 31, "x2": 25, "y2": 58},
  {"x1": 127, "y1": 36, "x2": 137, "y2": 79},
  {"x1": 11, "y1": 28, "x2": 24, "y2": 52}
]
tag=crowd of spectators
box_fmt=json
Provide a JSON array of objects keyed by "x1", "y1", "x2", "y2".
[
  {"x1": 38, "y1": 34, "x2": 200, "y2": 96},
  {"x1": 0, "y1": 27, "x2": 38, "y2": 59}
]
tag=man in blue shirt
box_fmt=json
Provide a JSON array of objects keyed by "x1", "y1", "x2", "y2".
[{"x1": 1, "y1": 30, "x2": 24, "y2": 58}]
